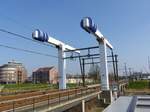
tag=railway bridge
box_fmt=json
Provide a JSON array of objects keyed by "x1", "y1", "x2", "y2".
[{"x1": 0, "y1": 83, "x2": 127, "y2": 112}]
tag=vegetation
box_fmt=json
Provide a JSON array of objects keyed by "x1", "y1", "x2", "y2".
[
  {"x1": 0, "y1": 83, "x2": 79, "y2": 94},
  {"x1": 67, "y1": 83, "x2": 78, "y2": 88},
  {"x1": 0, "y1": 83, "x2": 54, "y2": 93},
  {"x1": 128, "y1": 80, "x2": 150, "y2": 89},
  {"x1": 88, "y1": 64, "x2": 100, "y2": 83},
  {"x1": 3, "y1": 83, "x2": 49, "y2": 89}
]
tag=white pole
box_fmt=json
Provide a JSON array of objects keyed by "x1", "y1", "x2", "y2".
[
  {"x1": 82, "y1": 100, "x2": 85, "y2": 112},
  {"x1": 32, "y1": 29, "x2": 79, "y2": 90},
  {"x1": 99, "y1": 40, "x2": 109, "y2": 90},
  {"x1": 58, "y1": 45, "x2": 66, "y2": 89}
]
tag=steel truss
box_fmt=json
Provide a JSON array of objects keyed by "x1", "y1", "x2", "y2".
[{"x1": 64, "y1": 46, "x2": 118, "y2": 86}]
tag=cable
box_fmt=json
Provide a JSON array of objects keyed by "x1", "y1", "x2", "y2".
[
  {"x1": 0, "y1": 28, "x2": 55, "y2": 48},
  {"x1": 0, "y1": 11, "x2": 34, "y2": 31},
  {"x1": 0, "y1": 43, "x2": 58, "y2": 58},
  {"x1": 0, "y1": 13, "x2": 55, "y2": 48},
  {"x1": 0, "y1": 14, "x2": 55, "y2": 48}
]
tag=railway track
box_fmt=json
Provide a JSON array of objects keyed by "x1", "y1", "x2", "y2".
[
  {"x1": 0, "y1": 84, "x2": 100, "y2": 102},
  {"x1": 0, "y1": 89, "x2": 59, "y2": 102},
  {"x1": 0, "y1": 86, "x2": 100, "y2": 112}
]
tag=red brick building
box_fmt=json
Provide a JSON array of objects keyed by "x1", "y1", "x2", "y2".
[{"x1": 32, "y1": 67, "x2": 58, "y2": 84}]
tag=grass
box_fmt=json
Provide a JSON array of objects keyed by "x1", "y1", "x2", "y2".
[
  {"x1": 0, "y1": 82, "x2": 99, "y2": 95},
  {"x1": 0, "y1": 83, "x2": 56, "y2": 93},
  {"x1": 0, "y1": 83, "x2": 79, "y2": 94},
  {"x1": 128, "y1": 80, "x2": 150, "y2": 89},
  {"x1": 67, "y1": 83, "x2": 78, "y2": 88}
]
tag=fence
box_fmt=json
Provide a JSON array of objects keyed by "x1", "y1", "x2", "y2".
[{"x1": 0, "y1": 86, "x2": 100, "y2": 112}]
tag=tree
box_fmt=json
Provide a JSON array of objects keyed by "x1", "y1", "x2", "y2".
[{"x1": 88, "y1": 64, "x2": 100, "y2": 83}]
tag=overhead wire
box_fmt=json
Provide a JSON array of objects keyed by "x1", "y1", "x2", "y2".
[
  {"x1": 0, "y1": 14, "x2": 63, "y2": 59},
  {"x1": 0, "y1": 28, "x2": 55, "y2": 48},
  {"x1": 0, "y1": 43, "x2": 58, "y2": 58},
  {"x1": 0, "y1": 28, "x2": 58, "y2": 58},
  {"x1": 0, "y1": 11, "x2": 34, "y2": 31},
  {"x1": 0, "y1": 12, "x2": 56, "y2": 48}
]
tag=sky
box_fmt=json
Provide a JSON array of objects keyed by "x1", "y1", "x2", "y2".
[{"x1": 0, "y1": 0, "x2": 150, "y2": 76}]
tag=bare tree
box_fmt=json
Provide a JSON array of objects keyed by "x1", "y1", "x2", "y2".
[{"x1": 88, "y1": 64, "x2": 100, "y2": 83}]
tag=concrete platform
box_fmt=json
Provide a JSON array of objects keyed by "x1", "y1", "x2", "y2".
[
  {"x1": 103, "y1": 96, "x2": 133, "y2": 112},
  {"x1": 103, "y1": 95, "x2": 150, "y2": 112}
]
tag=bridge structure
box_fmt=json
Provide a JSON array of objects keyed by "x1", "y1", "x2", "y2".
[
  {"x1": 31, "y1": 17, "x2": 119, "y2": 110},
  {"x1": 0, "y1": 85, "x2": 100, "y2": 112},
  {"x1": 80, "y1": 17, "x2": 115, "y2": 103},
  {"x1": 0, "y1": 17, "x2": 125, "y2": 112},
  {"x1": 32, "y1": 29, "x2": 80, "y2": 90},
  {"x1": 0, "y1": 83, "x2": 127, "y2": 112},
  {"x1": 32, "y1": 17, "x2": 116, "y2": 91}
]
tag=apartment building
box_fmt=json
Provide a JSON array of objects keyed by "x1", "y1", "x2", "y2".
[{"x1": 0, "y1": 61, "x2": 27, "y2": 84}]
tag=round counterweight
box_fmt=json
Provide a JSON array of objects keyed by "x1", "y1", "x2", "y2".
[
  {"x1": 32, "y1": 29, "x2": 48, "y2": 42},
  {"x1": 80, "y1": 17, "x2": 97, "y2": 33}
]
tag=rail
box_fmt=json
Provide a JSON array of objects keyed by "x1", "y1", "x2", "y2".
[{"x1": 0, "y1": 86, "x2": 100, "y2": 112}]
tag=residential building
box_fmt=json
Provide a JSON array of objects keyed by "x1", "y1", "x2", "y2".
[
  {"x1": 66, "y1": 74, "x2": 93, "y2": 84},
  {"x1": 32, "y1": 67, "x2": 58, "y2": 84},
  {"x1": 0, "y1": 61, "x2": 27, "y2": 84}
]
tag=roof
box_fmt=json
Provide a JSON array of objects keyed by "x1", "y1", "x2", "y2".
[
  {"x1": 135, "y1": 96, "x2": 150, "y2": 112},
  {"x1": 0, "y1": 61, "x2": 24, "y2": 68},
  {"x1": 103, "y1": 96, "x2": 150, "y2": 112},
  {"x1": 33, "y1": 66, "x2": 54, "y2": 72}
]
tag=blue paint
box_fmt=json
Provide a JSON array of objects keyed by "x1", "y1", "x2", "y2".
[
  {"x1": 32, "y1": 29, "x2": 48, "y2": 42},
  {"x1": 80, "y1": 17, "x2": 97, "y2": 34}
]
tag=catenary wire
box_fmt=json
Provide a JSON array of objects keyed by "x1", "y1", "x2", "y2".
[
  {"x1": 0, "y1": 28, "x2": 55, "y2": 48},
  {"x1": 0, "y1": 43, "x2": 58, "y2": 58},
  {"x1": 0, "y1": 11, "x2": 35, "y2": 30}
]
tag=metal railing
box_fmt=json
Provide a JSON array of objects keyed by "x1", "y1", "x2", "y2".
[{"x1": 0, "y1": 86, "x2": 100, "y2": 112}]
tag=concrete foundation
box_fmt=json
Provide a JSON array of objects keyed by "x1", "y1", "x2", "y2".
[
  {"x1": 100, "y1": 90, "x2": 112, "y2": 104},
  {"x1": 82, "y1": 100, "x2": 85, "y2": 112}
]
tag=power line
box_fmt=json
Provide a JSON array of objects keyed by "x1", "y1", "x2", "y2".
[
  {"x1": 0, "y1": 13, "x2": 56, "y2": 48},
  {"x1": 0, "y1": 43, "x2": 58, "y2": 58},
  {"x1": 0, "y1": 11, "x2": 34, "y2": 31},
  {"x1": 0, "y1": 13, "x2": 54, "y2": 48},
  {"x1": 0, "y1": 28, "x2": 32, "y2": 41},
  {"x1": 0, "y1": 28, "x2": 55, "y2": 48}
]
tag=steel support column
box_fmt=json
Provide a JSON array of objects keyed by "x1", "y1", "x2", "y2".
[
  {"x1": 99, "y1": 41, "x2": 109, "y2": 90},
  {"x1": 58, "y1": 46, "x2": 66, "y2": 89}
]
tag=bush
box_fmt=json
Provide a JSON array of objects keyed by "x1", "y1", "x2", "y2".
[{"x1": 128, "y1": 80, "x2": 149, "y2": 89}]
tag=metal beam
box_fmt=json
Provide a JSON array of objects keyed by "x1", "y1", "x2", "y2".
[
  {"x1": 32, "y1": 29, "x2": 80, "y2": 53},
  {"x1": 84, "y1": 61, "x2": 116, "y2": 65},
  {"x1": 82, "y1": 56, "x2": 100, "y2": 60},
  {"x1": 81, "y1": 17, "x2": 113, "y2": 91},
  {"x1": 82, "y1": 58, "x2": 85, "y2": 86},
  {"x1": 84, "y1": 62, "x2": 100, "y2": 65},
  {"x1": 80, "y1": 17, "x2": 113, "y2": 49},
  {"x1": 64, "y1": 54, "x2": 113, "y2": 59},
  {"x1": 115, "y1": 55, "x2": 119, "y2": 82},
  {"x1": 111, "y1": 50, "x2": 116, "y2": 81},
  {"x1": 64, "y1": 53, "x2": 100, "y2": 59},
  {"x1": 32, "y1": 29, "x2": 80, "y2": 90},
  {"x1": 64, "y1": 46, "x2": 99, "y2": 52}
]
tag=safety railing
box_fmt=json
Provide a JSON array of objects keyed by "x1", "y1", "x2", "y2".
[{"x1": 0, "y1": 86, "x2": 100, "y2": 112}]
